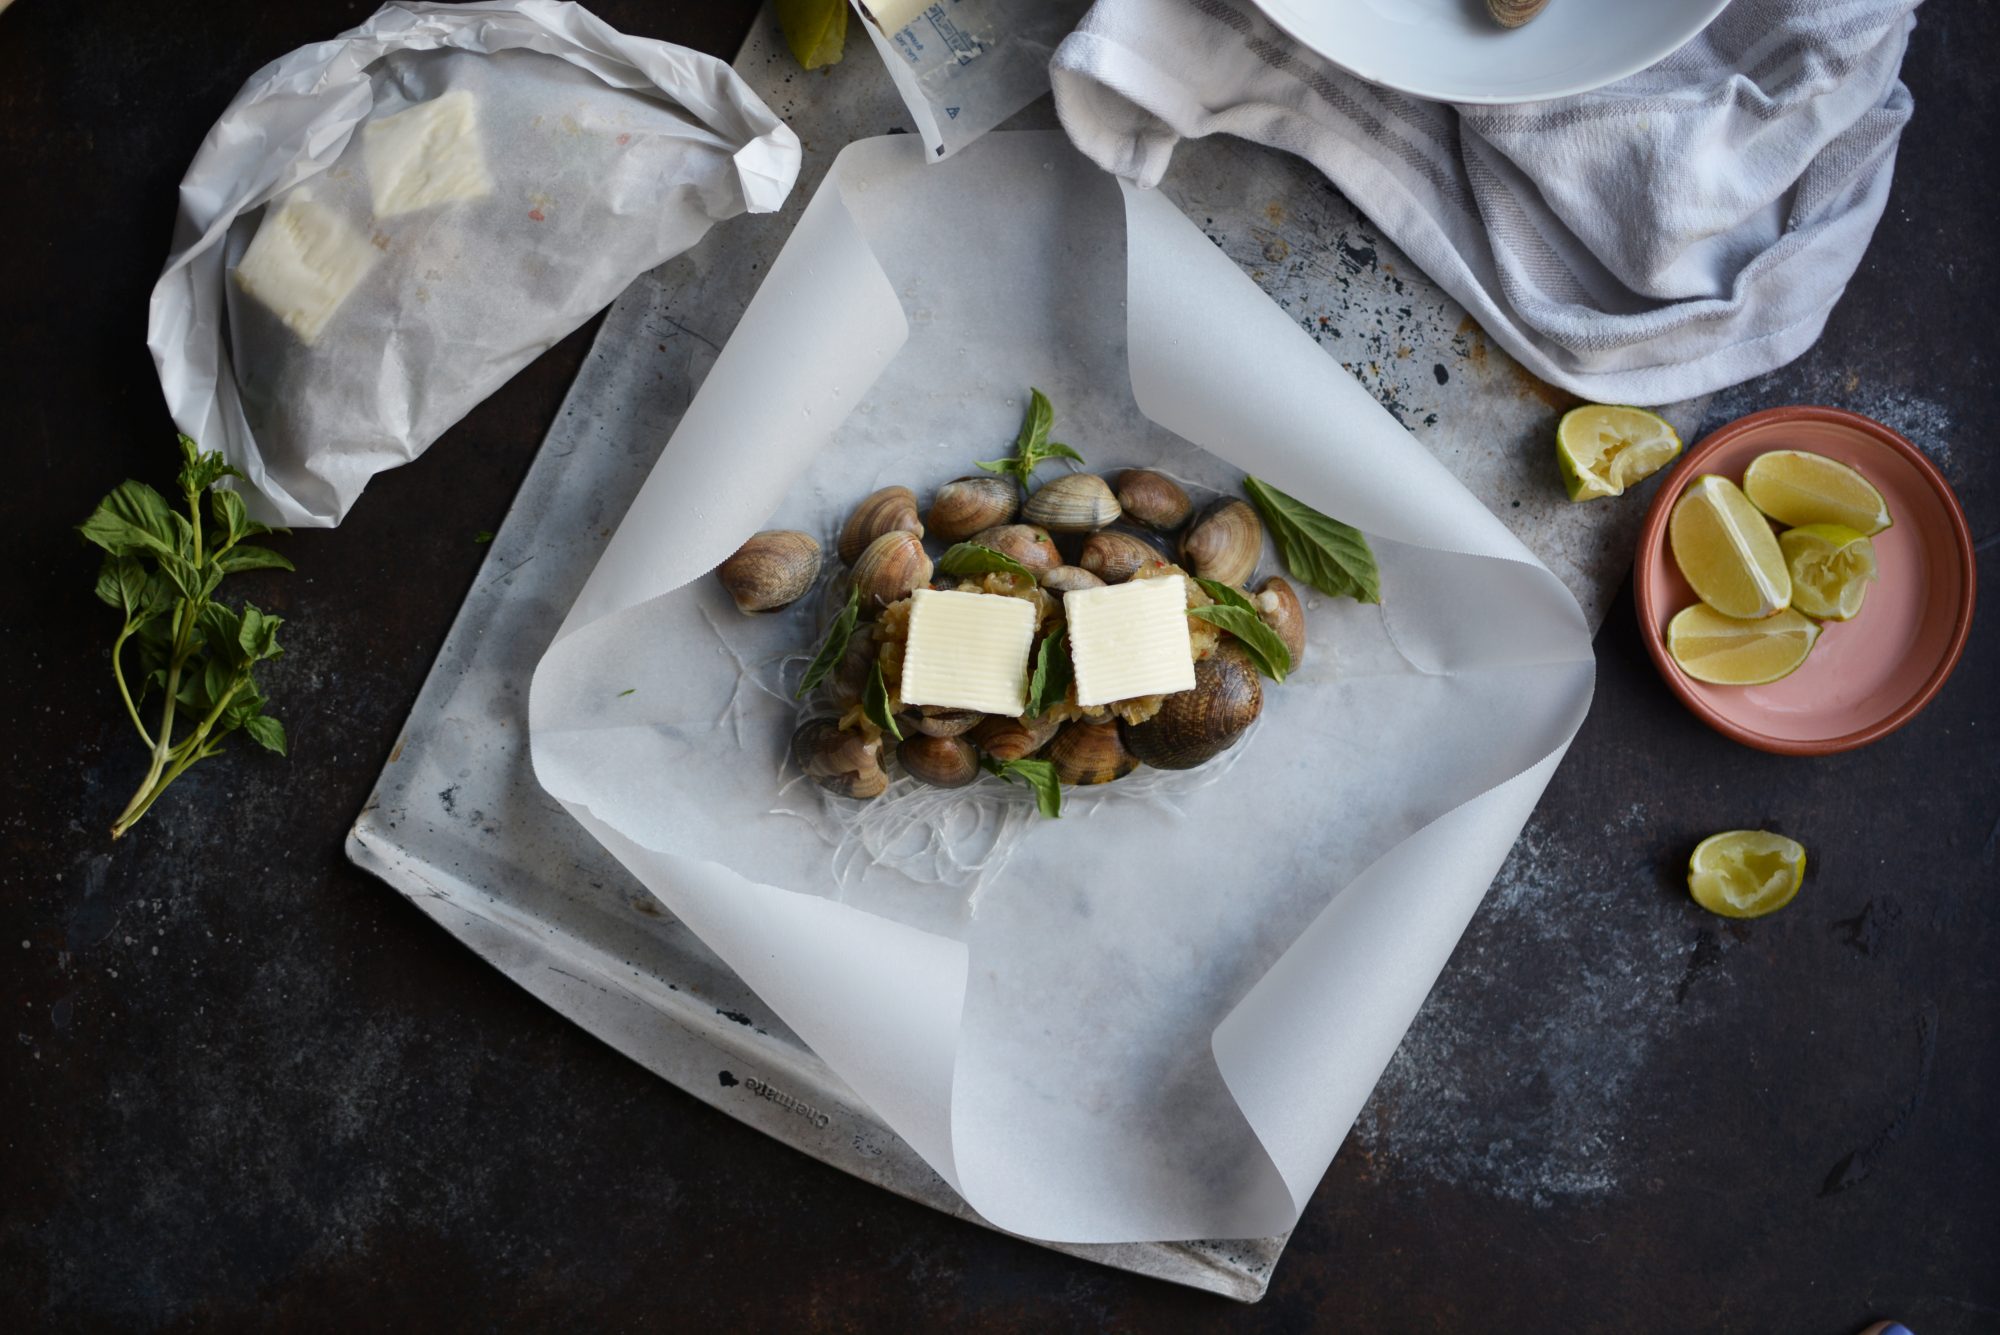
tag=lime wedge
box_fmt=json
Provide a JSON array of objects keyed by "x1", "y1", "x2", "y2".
[
  {"x1": 1669, "y1": 475, "x2": 1791, "y2": 618},
  {"x1": 1688, "y1": 830, "x2": 1806, "y2": 918},
  {"x1": 778, "y1": 0, "x2": 848, "y2": 70},
  {"x1": 1667, "y1": 603, "x2": 1820, "y2": 685},
  {"x1": 1742, "y1": 450, "x2": 1891, "y2": 534},
  {"x1": 1556, "y1": 405, "x2": 1682, "y2": 501},
  {"x1": 1780, "y1": 523, "x2": 1878, "y2": 620}
]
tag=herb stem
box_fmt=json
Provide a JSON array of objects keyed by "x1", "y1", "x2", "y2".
[{"x1": 109, "y1": 623, "x2": 154, "y2": 749}]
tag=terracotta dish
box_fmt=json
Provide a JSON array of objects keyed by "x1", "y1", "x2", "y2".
[{"x1": 1634, "y1": 406, "x2": 1976, "y2": 755}]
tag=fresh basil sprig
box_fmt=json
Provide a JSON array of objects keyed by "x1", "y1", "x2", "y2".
[
  {"x1": 1025, "y1": 632, "x2": 1072, "y2": 717},
  {"x1": 935, "y1": 542, "x2": 1036, "y2": 582},
  {"x1": 80, "y1": 436, "x2": 293, "y2": 839},
  {"x1": 1242, "y1": 475, "x2": 1381, "y2": 604},
  {"x1": 976, "y1": 388, "x2": 1084, "y2": 486},
  {"x1": 863, "y1": 660, "x2": 903, "y2": 740},
  {"x1": 795, "y1": 583, "x2": 861, "y2": 699},
  {"x1": 981, "y1": 755, "x2": 1062, "y2": 819}
]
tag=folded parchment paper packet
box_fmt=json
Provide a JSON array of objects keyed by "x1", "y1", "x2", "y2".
[
  {"x1": 530, "y1": 132, "x2": 1595, "y2": 1243},
  {"x1": 148, "y1": 0, "x2": 800, "y2": 528},
  {"x1": 855, "y1": 0, "x2": 1089, "y2": 161}
]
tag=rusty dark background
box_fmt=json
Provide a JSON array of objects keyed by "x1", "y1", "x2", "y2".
[{"x1": 2, "y1": 1, "x2": 1994, "y2": 1330}]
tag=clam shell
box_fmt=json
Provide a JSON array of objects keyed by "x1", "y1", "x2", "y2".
[
  {"x1": 908, "y1": 705, "x2": 984, "y2": 738},
  {"x1": 969, "y1": 523, "x2": 1062, "y2": 574},
  {"x1": 830, "y1": 625, "x2": 879, "y2": 707},
  {"x1": 1047, "y1": 720, "x2": 1139, "y2": 786},
  {"x1": 1255, "y1": 576, "x2": 1306, "y2": 666},
  {"x1": 1078, "y1": 530, "x2": 1168, "y2": 584},
  {"x1": 851, "y1": 530, "x2": 933, "y2": 609},
  {"x1": 1119, "y1": 646, "x2": 1262, "y2": 770},
  {"x1": 716, "y1": 530, "x2": 821, "y2": 613},
  {"x1": 898, "y1": 733, "x2": 980, "y2": 788},
  {"x1": 970, "y1": 712, "x2": 1060, "y2": 762},
  {"x1": 1486, "y1": 0, "x2": 1548, "y2": 28},
  {"x1": 1039, "y1": 565, "x2": 1105, "y2": 593},
  {"x1": 927, "y1": 476, "x2": 1018, "y2": 542},
  {"x1": 838, "y1": 485, "x2": 923, "y2": 565},
  {"x1": 1112, "y1": 469, "x2": 1192, "y2": 531},
  {"x1": 792, "y1": 719, "x2": 888, "y2": 799},
  {"x1": 1179, "y1": 498, "x2": 1263, "y2": 588},
  {"x1": 1022, "y1": 473, "x2": 1121, "y2": 533}
]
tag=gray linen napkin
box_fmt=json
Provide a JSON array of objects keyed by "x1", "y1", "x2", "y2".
[{"x1": 1050, "y1": 0, "x2": 1920, "y2": 403}]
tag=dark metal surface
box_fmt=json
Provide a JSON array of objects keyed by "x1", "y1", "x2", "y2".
[{"x1": 3, "y1": 1, "x2": 1994, "y2": 1329}]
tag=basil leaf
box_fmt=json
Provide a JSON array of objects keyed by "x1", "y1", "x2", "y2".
[
  {"x1": 242, "y1": 713, "x2": 287, "y2": 756},
  {"x1": 795, "y1": 584, "x2": 861, "y2": 699},
  {"x1": 238, "y1": 603, "x2": 283, "y2": 662},
  {"x1": 1192, "y1": 576, "x2": 1256, "y2": 613},
  {"x1": 1242, "y1": 476, "x2": 1381, "y2": 604},
  {"x1": 77, "y1": 481, "x2": 177, "y2": 558},
  {"x1": 176, "y1": 435, "x2": 240, "y2": 498},
  {"x1": 210, "y1": 488, "x2": 250, "y2": 548},
  {"x1": 216, "y1": 545, "x2": 295, "y2": 574},
  {"x1": 1040, "y1": 441, "x2": 1084, "y2": 465},
  {"x1": 935, "y1": 542, "x2": 1035, "y2": 581},
  {"x1": 863, "y1": 660, "x2": 903, "y2": 741},
  {"x1": 1189, "y1": 606, "x2": 1291, "y2": 682},
  {"x1": 1015, "y1": 387, "x2": 1055, "y2": 458},
  {"x1": 1026, "y1": 633, "x2": 1072, "y2": 718},
  {"x1": 96, "y1": 556, "x2": 151, "y2": 620},
  {"x1": 981, "y1": 755, "x2": 1063, "y2": 818}
]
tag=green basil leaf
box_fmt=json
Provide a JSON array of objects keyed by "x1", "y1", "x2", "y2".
[
  {"x1": 863, "y1": 660, "x2": 903, "y2": 741},
  {"x1": 1189, "y1": 605, "x2": 1292, "y2": 682},
  {"x1": 96, "y1": 556, "x2": 152, "y2": 620},
  {"x1": 242, "y1": 713, "x2": 287, "y2": 756},
  {"x1": 1040, "y1": 440, "x2": 1085, "y2": 465},
  {"x1": 1192, "y1": 576, "x2": 1257, "y2": 613},
  {"x1": 238, "y1": 603, "x2": 283, "y2": 661},
  {"x1": 177, "y1": 436, "x2": 240, "y2": 498},
  {"x1": 935, "y1": 542, "x2": 1035, "y2": 581},
  {"x1": 1014, "y1": 387, "x2": 1055, "y2": 457},
  {"x1": 1026, "y1": 632, "x2": 1072, "y2": 718},
  {"x1": 981, "y1": 755, "x2": 1062, "y2": 819},
  {"x1": 216, "y1": 545, "x2": 295, "y2": 574},
  {"x1": 210, "y1": 488, "x2": 249, "y2": 548},
  {"x1": 198, "y1": 603, "x2": 245, "y2": 667},
  {"x1": 77, "y1": 481, "x2": 177, "y2": 558},
  {"x1": 1242, "y1": 476, "x2": 1381, "y2": 604},
  {"x1": 973, "y1": 458, "x2": 1018, "y2": 478},
  {"x1": 795, "y1": 584, "x2": 862, "y2": 699}
]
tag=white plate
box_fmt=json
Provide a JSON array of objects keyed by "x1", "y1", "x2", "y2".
[{"x1": 1249, "y1": 0, "x2": 1731, "y2": 104}]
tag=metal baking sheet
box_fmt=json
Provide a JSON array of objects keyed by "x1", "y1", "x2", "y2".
[{"x1": 349, "y1": 6, "x2": 1703, "y2": 1301}]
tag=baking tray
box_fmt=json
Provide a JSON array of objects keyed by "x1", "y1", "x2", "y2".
[{"x1": 348, "y1": 6, "x2": 1700, "y2": 1300}]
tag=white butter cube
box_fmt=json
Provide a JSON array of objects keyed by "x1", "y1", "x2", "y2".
[
  {"x1": 231, "y1": 190, "x2": 378, "y2": 345},
  {"x1": 1065, "y1": 575, "x2": 1196, "y2": 707},
  {"x1": 362, "y1": 90, "x2": 493, "y2": 219},
  {"x1": 899, "y1": 589, "x2": 1038, "y2": 717}
]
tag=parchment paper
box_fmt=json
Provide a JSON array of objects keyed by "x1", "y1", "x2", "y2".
[
  {"x1": 529, "y1": 131, "x2": 1595, "y2": 1243},
  {"x1": 147, "y1": 0, "x2": 799, "y2": 529}
]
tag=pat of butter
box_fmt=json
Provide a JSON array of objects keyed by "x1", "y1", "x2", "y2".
[
  {"x1": 1065, "y1": 576, "x2": 1195, "y2": 707},
  {"x1": 231, "y1": 190, "x2": 378, "y2": 345},
  {"x1": 899, "y1": 589, "x2": 1037, "y2": 717},
  {"x1": 362, "y1": 90, "x2": 493, "y2": 219}
]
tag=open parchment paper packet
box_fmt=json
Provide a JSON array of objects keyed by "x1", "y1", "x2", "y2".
[
  {"x1": 148, "y1": 0, "x2": 800, "y2": 529},
  {"x1": 529, "y1": 131, "x2": 1595, "y2": 1243},
  {"x1": 855, "y1": 0, "x2": 1090, "y2": 161}
]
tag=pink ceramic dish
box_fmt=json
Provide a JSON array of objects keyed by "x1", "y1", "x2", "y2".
[{"x1": 1634, "y1": 406, "x2": 1976, "y2": 756}]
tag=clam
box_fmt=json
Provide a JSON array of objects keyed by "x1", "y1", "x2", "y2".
[
  {"x1": 1078, "y1": 530, "x2": 1166, "y2": 584},
  {"x1": 1486, "y1": 0, "x2": 1548, "y2": 28},
  {"x1": 792, "y1": 719, "x2": 888, "y2": 799},
  {"x1": 971, "y1": 712, "x2": 1060, "y2": 762},
  {"x1": 1113, "y1": 469, "x2": 1192, "y2": 531},
  {"x1": 1179, "y1": 498, "x2": 1263, "y2": 588},
  {"x1": 851, "y1": 530, "x2": 932, "y2": 608},
  {"x1": 928, "y1": 476, "x2": 1017, "y2": 542},
  {"x1": 1022, "y1": 473, "x2": 1121, "y2": 533},
  {"x1": 898, "y1": 733, "x2": 980, "y2": 787},
  {"x1": 1119, "y1": 645, "x2": 1262, "y2": 769},
  {"x1": 830, "y1": 629, "x2": 878, "y2": 707},
  {"x1": 1255, "y1": 576, "x2": 1306, "y2": 666},
  {"x1": 838, "y1": 485, "x2": 923, "y2": 565},
  {"x1": 969, "y1": 523, "x2": 1062, "y2": 575},
  {"x1": 1047, "y1": 720, "x2": 1139, "y2": 786},
  {"x1": 716, "y1": 530, "x2": 821, "y2": 613},
  {"x1": 1039, "y1": 565, "x2": 1105, "y2": 593},
  {"x1": 908, "y1": 705, "x2": 984, "y2": 738}
]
